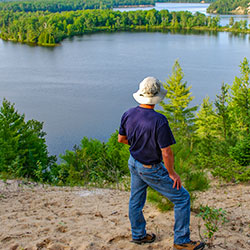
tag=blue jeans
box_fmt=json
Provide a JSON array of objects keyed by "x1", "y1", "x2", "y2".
[{"x1": 128, "y1": 155, "x2": 190, "y2": 244}]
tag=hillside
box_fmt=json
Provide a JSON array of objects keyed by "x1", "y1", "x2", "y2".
[
  {"x1": 0, "y1": 179, "x2": 249, "y2": 249},
  {"x1": 207, "y1": 0, "x2": 250, "y2": 14}
]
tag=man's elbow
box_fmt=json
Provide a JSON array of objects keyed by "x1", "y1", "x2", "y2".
[{"x1": 118, "y1": 134, "x2": 126, "y2": 143}]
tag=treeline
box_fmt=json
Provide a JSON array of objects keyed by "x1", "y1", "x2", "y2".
[
  {"x1": 0, "y1": 0, "x2": 213, "y2": 13},
  {"x1": 0, "y1": 0, "x2": 113, "y2": 13},
  {"x1": 0, "y1": 1, "x2": 216, "y2": 13},
  {"x1": 207, "y1": 0, "x2": 249, "y2": 14},
  {"x1": 0, "y1": 0, "x2": 217, "y2": 12},
  {"x1": 0, "y1": 9, "x2": 221, "y2": 46},
  {"x1": 1, "y1": 58, "x2": 249, "y2": 190}
]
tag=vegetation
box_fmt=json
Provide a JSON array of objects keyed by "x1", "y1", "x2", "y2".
[
  {"x1": 195, "y1": 58, "x2": 250, "y2": 182},
  {"x1": 0, "y1": 8, "x2": 228, "y2": 46},
  {"x1": 197, "y1": 205, "x2": 228, "y2": 247},
  {"x1": 0, "y1": 4, "x2": 249, "y2": 47},
  {"x1": 0, "y1": 99, "x2": 57, "y2": 182},
  {"x1": 148, "y1": 188, "x2": 174, "y2": 211},
  {"x1": 0, "y1": 0, "x2": 113, "y2": 13},
  {"x1": 57, "y1": 131, "x2": 130, "y2": 187},
  {"x1": 0, "y1": 0, "x2": 215, "y2": 13},
  {"x1": 0, "y1": 58, "x2": 249, "y2": 212},
  {"x1": 159, "y1": 60, "x2": 198, "y2": 146},
  {"x1": 207, "y1": 0, "x2": 249, "y2": 14},
  {"x1": 0, "y1": 0, "x2": 248, "y2": 47}
]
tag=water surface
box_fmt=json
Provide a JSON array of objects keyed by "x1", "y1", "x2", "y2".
[{"x1": 0, "y1": 19, "x2": 250, "y2": 158}]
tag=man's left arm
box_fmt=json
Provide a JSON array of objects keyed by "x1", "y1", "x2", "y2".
[{"x1": 118, "y1": 134, "x2": 129, "y2": 145}]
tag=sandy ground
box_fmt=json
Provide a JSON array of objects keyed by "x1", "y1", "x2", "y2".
[{"x1": 0, "y1": 180, "x2": 249, "y2": 250}]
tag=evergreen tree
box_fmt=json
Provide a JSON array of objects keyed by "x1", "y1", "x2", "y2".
[
  {"x1": 0, "y1": 99, "x2": 56, "y2": 181},
  {"x1": 0, "y1": 99, "x2": 25, "y2": 170},
  {"x1": 215, "y1": 82, "x2": 231, "y2": 142},
  {"x1": 159, "y1": 60, "x2": 198, "y2": 142},
  {"x1": 195, "y1": 97, "x2": 218, "y2": 157}
]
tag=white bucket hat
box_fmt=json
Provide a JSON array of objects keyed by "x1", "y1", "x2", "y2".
[{"x1": 133, "y1": 77, "x2": 167, "y2": 105}]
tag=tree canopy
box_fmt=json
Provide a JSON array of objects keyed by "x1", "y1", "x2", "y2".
[
  {"x1": 0, "y1": 9, "x2": 223, "y2": 46},
  {"x1": 0, "y1": 0, "x2": 216, "y2": 13},
  {"x1": 207, "y1": 0, "x2": 249, "y2": 14}
]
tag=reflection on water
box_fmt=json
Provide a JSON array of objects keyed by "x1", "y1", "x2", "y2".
[
  {"x1": 133, "y1": 28, "x2": 250, "y2": 40},
  {"x1": 229, "y1": 32, "x2": 249, "y2": 41},
  {"x1": 133, "y1": 28, "x2": 220, "y2": 37}
]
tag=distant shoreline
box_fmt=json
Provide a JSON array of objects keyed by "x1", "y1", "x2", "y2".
[{"x1": 115, "y1": 4, "x2": 154, "y2": 9}]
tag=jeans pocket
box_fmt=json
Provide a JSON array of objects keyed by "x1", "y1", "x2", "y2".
[
  {"x1": 141, "y1": 164, "x2": 159, "y2": 173},
  {"x1": 137, "y1": 163, "x2": 162, "y2": 184}
]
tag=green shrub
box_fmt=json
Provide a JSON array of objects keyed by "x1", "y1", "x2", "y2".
[
  {"x1": 174, "y1": 155, "x2": 210, "y2": 192},
  {"x1": 203, "y1": 155, "x2": 250, "y2": 182},
  {"x1": 229, "y1": 134, "x2": 250, "y2": 166},
  {"x1": 197, "y1": 205, "x2": 228, "y2": 247},
  {"x1": 58, "y1": 139, "x2": 104, "y2": 185},
  {"x1": 184, "y1": 171, "x2": 210, "y2": 192},
  {"x1": 105, "y1": 130, "x2": 130, "y2": 177},
  {"x1": 57, "y1": 131, "x2": 130, "y2": 187}
]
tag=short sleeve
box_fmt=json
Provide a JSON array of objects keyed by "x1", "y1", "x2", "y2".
[
  {"x1": 157, "y1": 122, "x2": 176, "y2": 148},
  {"x1": 119, "y1": 113, "x2": 127, "y2": 136}
]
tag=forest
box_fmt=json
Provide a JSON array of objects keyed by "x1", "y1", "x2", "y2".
[
  {"x1": 207, "y1": 0, "x2": 249, "y2": 14},
  {"x1": 1, "y1": 0, "x2": 248, "y2": 47},
  {"x1": 0, "y1": 0, "x2": 216, "y2": 13},
  {"x1": 0, "y1": 8, "x2": 243, "y2": 46}
]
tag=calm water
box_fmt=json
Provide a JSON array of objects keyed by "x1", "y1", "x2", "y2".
[
  {"x1": 0, "y1": 6, "x2": 250, "y2": 158},
  {"x1": 114, "y1": 2, "x2": 210, "y2": 14},
  {"x1": 114, "y1": 2, "x2": 250, "y2": 26}
]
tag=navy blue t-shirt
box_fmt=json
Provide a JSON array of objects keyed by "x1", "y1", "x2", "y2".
[{"x1": 119, "y1": 106, "x2": 176, "y2": 165}]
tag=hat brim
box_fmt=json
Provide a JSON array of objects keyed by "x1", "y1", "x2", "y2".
[{"x1": 133, "y1": 88, "x2": 167, "y2": 105}]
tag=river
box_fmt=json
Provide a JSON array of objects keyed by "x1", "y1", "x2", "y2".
[{"x1": 0, "y1": 4, "x2": 250, "y2": 158}]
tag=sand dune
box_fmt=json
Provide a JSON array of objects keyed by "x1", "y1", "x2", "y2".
[{"x1": 0, "y1": 180, "x2": 249, "y2": 250}]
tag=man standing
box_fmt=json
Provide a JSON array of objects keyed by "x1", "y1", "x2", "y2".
[{"x1": 118, "y1": 77, "x2": 205, "y2": 250}]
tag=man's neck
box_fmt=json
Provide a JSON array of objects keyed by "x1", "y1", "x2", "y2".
[{"x1": 139, "y1": 104, "x2": 155, "y2": 109}]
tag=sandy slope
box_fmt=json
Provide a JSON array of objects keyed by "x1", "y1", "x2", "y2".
[{"x1": 0, "y1": 180, "x2": 249, "y2": 250}]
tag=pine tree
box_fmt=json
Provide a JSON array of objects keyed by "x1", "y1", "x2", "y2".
[
  {"x1": 0, "y1": 99, "x2": 56, "y2": 181},
  {"x1": 215, "y1": 82, "x2": 231, "y2": 142},
  {"x1": 0, "y1": 99, "x2": 25, "y2": 171},
  {"x1": 159, "y1": 60, "x2": 198, "y2": 142},
  {"x1": 195, "y1": 97, "x2": 218, "y2": 157}
]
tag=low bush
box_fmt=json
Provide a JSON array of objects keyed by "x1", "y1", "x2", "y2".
[
  {"x1": 57, "y1": 131, "x2": 130, "y2": 187},
  {"x1": 229, "y1": 134, "x2": 250, "y2": 166},
  {"x1": 198, "y1": 154, "x2": 250, "y2": 183},
  {"x1": 197, "y1": 205, "x2": 228, "y2": 248}
]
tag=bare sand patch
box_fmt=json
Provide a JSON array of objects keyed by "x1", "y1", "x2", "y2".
[{"x1": 0, "y1": 180, "x2": 249, "y2": 249}]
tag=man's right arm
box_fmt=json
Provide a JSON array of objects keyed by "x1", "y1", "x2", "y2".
[{"x1": 161, "y1": 146, "x2": 182, "y2": 190}]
